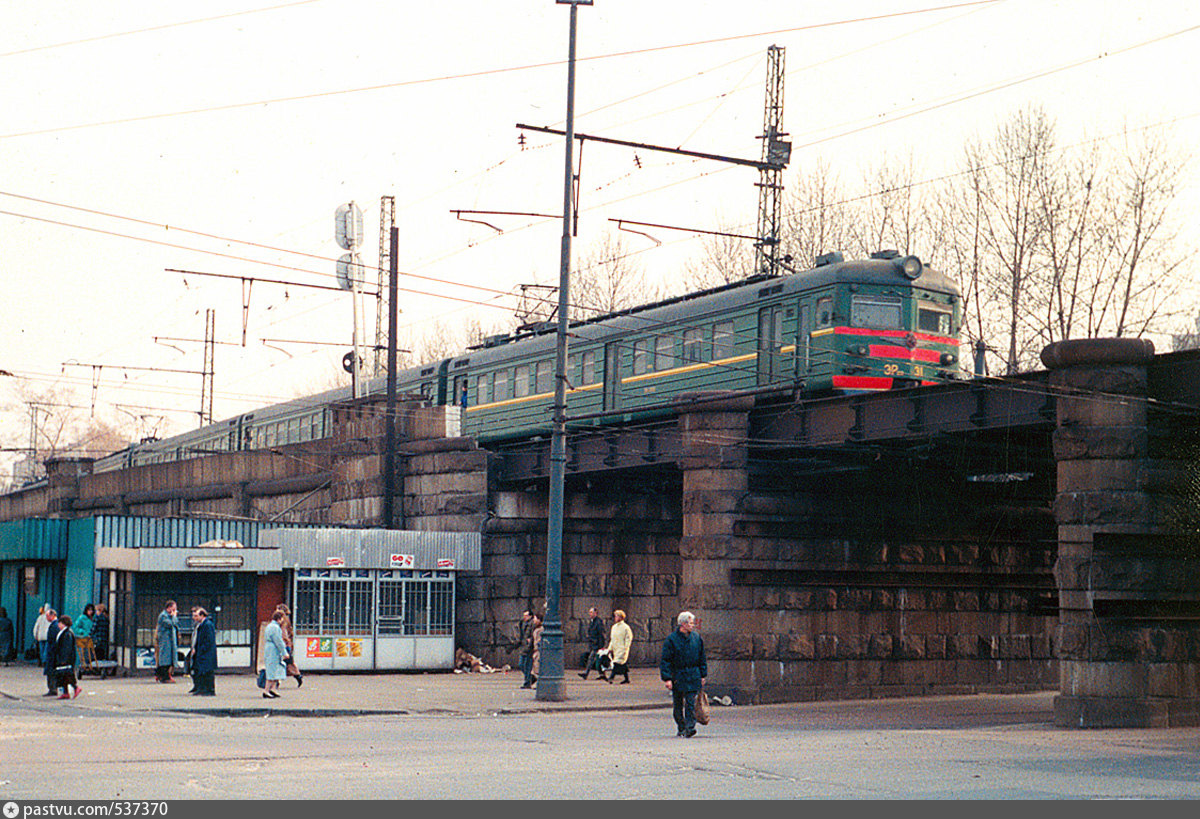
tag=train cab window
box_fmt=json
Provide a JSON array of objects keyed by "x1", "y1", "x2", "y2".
[
  {"x1": 655, "y1": 335, "x2": 674, "y2": 371},
  {"x1": 632, "y1": 339, "x2": 650, "y2": 375},
  {"x1": 535, "y1": 360, "x2": 552, "y2": 394},
  {"x1": 682, "y1": 328, "x2": 704, "y2": 362},
  {"x1": 514, "y1": 365, "x2": 530, "y2": 398},
  {"x1": 816, "y1": 296, "x2": 833, "y2": 327},
  {"x1": 850, "y1": 295, "x2": 901, "y2": 329},
  {"x1": 713, "y1": 321, "x2": 735, "y2": 360},
  {"x1": 494, "y1": 369, "x2": 509, "y2": 401},
  {"x1": 580, "y1": 350, "x2": 598, "y2": 385},
  {"x1": 918, "y1": 303, "x2": 952, "y2": 335}
]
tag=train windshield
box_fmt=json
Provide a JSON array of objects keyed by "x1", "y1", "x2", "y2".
[
  {"x1": 918, "y1": 302, "x2": 953, "y2": 335},
  {"x1": 850, "y1": 295, "x2": 902, "y2": 329}
]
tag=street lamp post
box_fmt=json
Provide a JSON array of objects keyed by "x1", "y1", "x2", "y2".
[{"x1": 537, "y1": 0, "x2": 591, "y2": 702}]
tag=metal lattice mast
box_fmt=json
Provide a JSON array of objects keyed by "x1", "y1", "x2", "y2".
[
  {"x1": 200, "y1": 308, "x2": 215, "y2": 425},
  {"x1": 376, "y1": 195, "x2": 396, "y2": 377},
  {"x1": 756, "y1": 45, "x2": 786, "y2": 275}
]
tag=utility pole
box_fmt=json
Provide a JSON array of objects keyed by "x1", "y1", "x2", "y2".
[
  {"x1": 383, "y1": 225, "x2": 400, "y2": 530},
  {"x1": 538, "y1": 0, "x2": 591, "y2": 703}
]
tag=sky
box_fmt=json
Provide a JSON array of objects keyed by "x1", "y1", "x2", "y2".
[{"x1": 1, "y1": 0, "x2": 1198, "y2": 480}]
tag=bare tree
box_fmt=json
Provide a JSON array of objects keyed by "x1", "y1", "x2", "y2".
[
  {"x1": 680, "y1": 218, "x2": 757, "y2": 292},
  {"x1": 782, "y1": 158, "x2": 853, "y2": 270},
  {"x1": 570, "y1": 233, "x2": 646, "y2": 320}
]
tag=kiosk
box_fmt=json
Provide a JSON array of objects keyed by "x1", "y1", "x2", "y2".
[{"x1": 260, "y1": 528, "x2": 481, "y2": 672}]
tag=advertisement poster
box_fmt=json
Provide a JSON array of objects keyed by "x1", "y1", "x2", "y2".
[
  {"x1": 390, "y1": 553, "x2": 414, "y2": 568},
  {"x1": 336, "y1": 638, "x2": 363, "y2": 658},
  {"x1": 306, "y1": 637, "x2": 333, "y2": 658}
]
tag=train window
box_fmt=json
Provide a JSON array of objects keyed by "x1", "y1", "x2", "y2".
[
  {"x1": 655, "y1": 335, "x2": 674, "y2": 371},
  {"x1": 515, "y1": 365, "x2": 530, "y2": 398},
  {"x1": 816, "y1": 297, "x2": 833, "y2": 327},
  {"x1": 632, "y1": 339, "x2": 650, "y2": 375},
  {"x1": 581, "y1": 350, "x2": 598, "y2": 385},
  {"x1": 535, "y1": 360, "x2": 552, "y2": 394},
  {"x1": 918, "y1": 303, "x2": 952, "y2": 335},
  {"x1": 478, "y1": 372, "x2": 492, "y2": 405},
  {"x1": 851, "y1": 295, "x2": 902, "y2": 329},
  {"x1": 494, "y1": 369, "x2": 509, "y2": 401},
  {"x1": 682, "y1": 328, "x2": 704, "y2": 362},
  {"x1": 713, "y1": 321, "x2": 735, "y2": 360}
]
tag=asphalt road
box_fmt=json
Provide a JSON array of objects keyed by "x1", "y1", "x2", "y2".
[{"x1": 2, "y1": 693, "x2": 1199, "y2": 799}]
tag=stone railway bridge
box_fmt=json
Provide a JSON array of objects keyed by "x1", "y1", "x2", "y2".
[{"x1": 3, "y1": 339, "x2": 1199, "y2": 727}]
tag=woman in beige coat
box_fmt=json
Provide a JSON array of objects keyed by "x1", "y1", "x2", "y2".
[{"x1": 606, "y1": 609, "x2": 633, "y2": 684}]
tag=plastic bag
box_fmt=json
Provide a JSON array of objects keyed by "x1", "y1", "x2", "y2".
[
  {"x1": 695, "y1": 689, "x2": 710, "y2": 725},
  {"x1": 256, "y1": 668, "x2": 266, "y2": 689}
]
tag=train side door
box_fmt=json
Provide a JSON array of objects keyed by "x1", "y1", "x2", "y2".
[
  {"x1": 757, "y1": 304, "x2": 784, "y2": 385},
  {"x1": 603, "y1": 342, "x2": 622, "y2": 410}
]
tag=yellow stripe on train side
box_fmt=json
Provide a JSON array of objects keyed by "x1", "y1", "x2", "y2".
[{"x1": 465, "y1": 382, "x2": 602, "y2": 413}]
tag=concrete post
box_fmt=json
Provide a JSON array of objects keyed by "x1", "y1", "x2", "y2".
[{"x1": 1044, "y1": 338, "x2": 1200, "y2": 727}]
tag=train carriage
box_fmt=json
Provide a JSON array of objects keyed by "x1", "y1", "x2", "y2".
[{"x1": 92, "y1": 251, "x2": 963, "y2": 473}]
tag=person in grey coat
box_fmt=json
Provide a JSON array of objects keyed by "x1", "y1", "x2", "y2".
[
  {"x1": 155, "y1": 601, "x2": 179, "y2": 683},
  {"x1": 262, "y1": 610, "x2": 288, "y2": 699},
  {"x1": 660, "y1": 610, "x2": 707, "y2": 738}
]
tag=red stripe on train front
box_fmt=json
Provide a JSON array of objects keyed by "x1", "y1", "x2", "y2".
[
  {"x1": 869, "y1": 344, "x2": 942, "y2": 363},
  {"x1": 831, "y1": 375, "x2": 894, "y2": 390},
  {"x1": 832, "y1": 327, "x2": 957, "y2": 345}
]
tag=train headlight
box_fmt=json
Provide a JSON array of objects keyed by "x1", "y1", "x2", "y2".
[
  {"x1": 900, "y1": 255, "x2": 923, "y2": 279},
  {"x1": 940, "y1": 352, "x2": 957, "y2": 365},
  {"x1": 846, "y1": 345, "x2": 868, "y2": 356}
]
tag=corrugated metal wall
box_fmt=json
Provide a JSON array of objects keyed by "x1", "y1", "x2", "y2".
[
  {"x1": 90, "y1": 515, "x2": 326, "y2": 550},
  {"x1": 262, "y1": 528, "x2": 481, "y2": 571},
  {"x1": 0, "y1": 518, "x2": 71, "y2": 561}
]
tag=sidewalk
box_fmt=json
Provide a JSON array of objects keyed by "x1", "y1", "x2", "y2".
[{"x1": 0, "y1": 660, "x2": 672, "y2": 717}]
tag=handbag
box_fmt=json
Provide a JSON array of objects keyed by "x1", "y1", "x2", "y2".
[
  {"x1": 256, "y1": 668, "x2": 266, "y2": 689},
  {"x1": 695, "y1": 689, "x2": 711, "y2": 725}
]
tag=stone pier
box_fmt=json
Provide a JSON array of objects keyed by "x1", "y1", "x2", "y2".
[{"x1": 1045, "y1": 338, "x2": 1200, "y2": 727}]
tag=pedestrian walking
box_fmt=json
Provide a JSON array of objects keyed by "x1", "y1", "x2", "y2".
[
  {"x1": 154, "y1": 600, "x2": 179, "y2": 683},
  {"x1": 660, "y1": 611, "x2": 707, "y2": 738},
  {"x1": 578, "y1": 607, "x2": 608, "y2": 680},
  {"x1": 51, "y1": 614, "x2": 81, "y2": 700},
  {"x1": 262, "y1": 610, "x2": 288, "y2": 699},
  {"x1": 275, "y1": 604, "x2": 303, "y2": 687},
  {"x1": 92, "y1": 603, "x2": 110, "y2": 662},
  {"x1": 0, "y1": 606, "x2": 14, "y2": 664},
  {"x1": 606, "y1": 609, "x2": 633, "y2": 684},
  {"x1": 33, "y1": 604, "x2": 52, "y2": 666},
  {"x1": 529, "y1": 613, "x2": 544, "y2": 686},
  {"x1": 41, "y1": 608, "x2": 59, "y2": 696},
  {"x1": 516, "y1": 610, "x2": 535, "y2": 689},
  {"x1": 189, "y1": 607, "x2": 217, "y2": 696}
]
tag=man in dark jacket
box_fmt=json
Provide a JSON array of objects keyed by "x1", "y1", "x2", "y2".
[
  {"x1": 516, "y1": 610, "x2": 535, "y2": 689},
  {"x1": 51, "y1": 614, "x2": 80, "y2": 699},
  {"x1": 189, "y1": 607, "x2": 217, "y2": 696},
  {"x1": 660, "y1": 610, "x2": 707, "y2": 738},
  {"x1": 578, "y1": 607, "x2": 608, "y2": 680}
]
